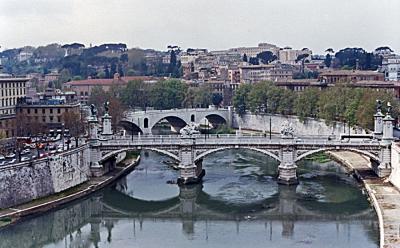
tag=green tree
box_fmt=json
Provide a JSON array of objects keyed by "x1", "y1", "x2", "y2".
[
  {"x1": 121, "y1": 80, "x2": 149, "y2": 110},
  {"x1": 212, "y1": 93, "x2": 223, "y2": 107},
  {"x1": 295, "y1": 53, "x2": 309, "y2": 74},
  {"x1": 233, "y1": 84, "x2": 252, "y2": 115},
  {"x1": 242, "y1": 53, "x2": 248, "y2": 62},
  {"x1": 294, "y1": 88, "x2": 320, "y2": 121},
  {"x1": 256, "y1": 51, "x2": 277, "y2": 64},
  {"x1": 324, "y1": 54, "x2": 332, "y2": 68},
  {"x1": 194, "y1": 85, "x2": 213, "y2": 108},
  {"x1": 150, "y1": 79, "x2": 187, "y2": 109}
]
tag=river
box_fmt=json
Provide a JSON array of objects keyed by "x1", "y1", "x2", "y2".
[{"x1": 0, "y1": 149, "x2": 379, "y2": 248}]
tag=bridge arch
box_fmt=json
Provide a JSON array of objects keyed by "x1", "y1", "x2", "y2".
[
  {"x1": 295, "y1": 148, "x2": 380, "y2": 163},
  {"x1": 119, "y1": 120, "x2": 143, "y2": 134},
  {"x1": 151, "y1": 116, "x2": 188, "y2": 134},
  {"x1": 101, "y1": 148, "x2": 180, "y2": 163},
  {"x1": 204, "y1": 113, "x2": 227, "y2": 127},
  {"x1": 194, "y1": 147, "x2": 281, "y2": 163}
]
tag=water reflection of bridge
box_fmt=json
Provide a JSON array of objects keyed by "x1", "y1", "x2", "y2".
[
  {"x1": 0, "y1": 183, "x2": 378, "y2": 248},
  {"x1": 102, "y1": 183, "x2": 375, "y2": 221}
]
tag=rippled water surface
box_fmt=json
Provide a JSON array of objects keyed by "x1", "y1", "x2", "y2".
[{"x1": 0, "y1": 149, "x2": 379, "y2": 248}]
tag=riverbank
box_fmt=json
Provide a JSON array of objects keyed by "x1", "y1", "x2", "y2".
[
  {"x1": 0, "y1": 155, "x2": 141, "y2": 229},
  {"x1": 328, "y1": 151, "x2": 400, "y2": 248}
]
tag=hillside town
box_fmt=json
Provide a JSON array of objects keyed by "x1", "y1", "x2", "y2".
[{"x1": 0, "y1": 42, "x2": 399, "y2": 139}]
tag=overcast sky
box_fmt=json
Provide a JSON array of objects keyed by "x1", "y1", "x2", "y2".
[{"x1": 0, "y1": 0, "x2": 399, "y2": 54}]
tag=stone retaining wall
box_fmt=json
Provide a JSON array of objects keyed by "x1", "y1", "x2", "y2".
[
  {"x1": 0, "y1": 145, "x2": 90, "y2": 209},
  {"x1": 232, "y1": 113, "x2": 365, "y2": 136}
]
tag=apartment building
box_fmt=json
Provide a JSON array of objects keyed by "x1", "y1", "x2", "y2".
[
  {"x1": 15, "y1": 90, "x2": 81, "y2": 135},
  {"x1": 319, "y1": 70, "x2": 384, "y2": 83},
  {"x1": 0, "y1": 75, "x2": 29, "y2": 137},
  {"x1": 239, "y1": 64, "x2": 294, "y2": 84}
]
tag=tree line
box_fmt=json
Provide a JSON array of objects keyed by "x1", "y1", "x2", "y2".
[
  {"x1": 88, "y1": 79, "x2": 223, "y2": 126},
  {"x1": 233, "y1": 81, "x2": 399, "y2": 130}
]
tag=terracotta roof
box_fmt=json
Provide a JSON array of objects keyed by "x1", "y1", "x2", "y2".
[
  {"x1": 319, "y1": 70, "x2": 383, "y2": 76},
  {"x1": 65, "y1": 76, "x2": 160, "y2": 86}
]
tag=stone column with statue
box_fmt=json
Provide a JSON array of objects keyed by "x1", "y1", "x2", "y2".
[
  {"x1": 177, "y1": 123, "x2": 205, "y2": 185},
  {"x1": 374, "y1": 100, "x2": 384, "y2": 139},
  {"x1": 378, "y1": 102, "x2": 394, "y2": 177},
  {"x1": 88, "y1": 104, "x2": 103, "y2": 176},
  {"x1": 102, "y1": 101, "x2": 113, "y2": 136},
  {"x1": 277, "y1": 121, "x2": 298, "y2": 185}
]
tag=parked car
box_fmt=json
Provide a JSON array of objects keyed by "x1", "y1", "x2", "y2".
[
  {"x1": 21, "y1": 149, "x2": 30, "y2": 155},
  {"x1": 39, "y1": 153, "x2": 48, "y2": 158},
  {"x1": 0, "y1": 161, "x2": 6, "y2": 166},
  {"x1": 21, "y1": 156, "x2": 30, "y2": 162},
  {"x1": 6, "y1": 153, "x2": 16, "y2": 159},
  {"x1": 7, "y1": 159, "x2": 16, "y2": 164},
  {"x1": 0, "y1": 155, "x2": 5, "y2": 160}
]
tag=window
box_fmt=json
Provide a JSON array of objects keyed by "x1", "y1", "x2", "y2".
[
  {"x1": 144, "y1": 118, "x2": 149, "y2": 128},
  {"x1": 57, "y1": 108, "x2": 61, "y2": 114},
  {"x1": 49, "y1": 116, "x2": 53, "y2": 122},
  {"x1": 42, "y1": 109, "x2": 45, "y2": 114},
  {"x1": 50, "y1": 109, "x2": 53, "y2": 114},
  {"x1": 27, "y1": 109, "x2": 30, "y2": 114},
  {"x1": 34, "y1": 109, "x2": 38, "y2": 114}
]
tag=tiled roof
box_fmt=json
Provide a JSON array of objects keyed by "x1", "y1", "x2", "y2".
[
  {"x1": 65, "y1": 76, "x2": 159, "y2": 86},
  {"x1": 320, "y1": 70, "x2": 383, "y2": 76}
]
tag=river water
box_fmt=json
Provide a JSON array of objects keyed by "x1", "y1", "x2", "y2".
[{"x1": 0, "y1": 150, "x2": 379, "y2": 248}]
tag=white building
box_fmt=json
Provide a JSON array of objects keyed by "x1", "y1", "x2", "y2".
[
  {"x1": 382, "y1": 56, "x2": 400, "y2": 81},
  {"x1": 278, "y1": 47, "x2": 312, "y2": 65},
  {"x1": 213, "y1": 43, "x2": 280, "y2": 58},
  {"x1": 239, "y1": 64, "x2": 294, "y2": 84}
]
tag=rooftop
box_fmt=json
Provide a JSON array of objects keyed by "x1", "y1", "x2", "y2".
[
  {"x1": 65, "y1": 76, "x2": 160, "y2": 86},
  {"x1": 319, "y1": 70, "x2": 383, "y2": 76}
]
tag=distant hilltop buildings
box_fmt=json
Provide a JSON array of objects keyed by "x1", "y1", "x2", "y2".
[{"x1": 0, "y1": 41, "x2": 399, "y2": 128}]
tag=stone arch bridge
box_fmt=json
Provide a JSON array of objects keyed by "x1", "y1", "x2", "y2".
[
  {"x1": 119, "y1": 108, "x2": 232, "y2": 135},
  {"x1": 94, "y1": 134, "x2": 390, "y2": 185},
  {"x1": 88, "y1": 105, "x2": 395, "y2": 185}
]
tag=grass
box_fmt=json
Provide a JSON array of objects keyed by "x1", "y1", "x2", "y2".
[
  {"x1": 0, "y1": 217, "x2": 12, "y2": 228},
  {"x1": 305, "y1": 152, "x2": 332, "y2": 163}
]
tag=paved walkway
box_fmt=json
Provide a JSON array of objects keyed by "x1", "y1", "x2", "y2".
[{"x1": 329, "y1": 151, "x2": 400, "y2": 248}]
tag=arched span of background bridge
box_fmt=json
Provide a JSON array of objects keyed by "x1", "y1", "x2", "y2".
[{"x1": 119, "y1": 108, "x2": 232, "y2": 135}]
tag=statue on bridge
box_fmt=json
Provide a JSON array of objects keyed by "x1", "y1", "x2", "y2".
[
  {"x1": 90, "y1": 104, "x2": 97, "y2": 117},
  {"x1": 104, "y1": 101, "x2": 110, "y2": 115},
  {"x1": 376, "y1": 99, "x2": 382, "y2": 113},
  {"x1": 180, "y1": 122, "x2": 200, "y2": 137},
  {"x1": 280, "y1": 121, "x2": 295, "y2": 138}
]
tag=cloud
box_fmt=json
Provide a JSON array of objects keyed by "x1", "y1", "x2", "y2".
[{"x1": 0, "y1": 0, "x2": 399, "y2": 53}]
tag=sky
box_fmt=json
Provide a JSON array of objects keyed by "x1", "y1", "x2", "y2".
[{"x1": 0, "y1": 0, "x2": 399, "y2": 54}]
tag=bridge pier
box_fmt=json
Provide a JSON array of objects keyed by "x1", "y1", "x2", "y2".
[
  {"x1": 277, "y1": 146, "x2": 298, "y2": 185},
  {"x1": 377, "y1": 111, "x2": 395, "y2": 177},
  {"x1": 88, "y1": 114, "x2": 104, "y2": 177},
  {"x1": 177, "y1": 137, "x2": 205, "y2": 185}
]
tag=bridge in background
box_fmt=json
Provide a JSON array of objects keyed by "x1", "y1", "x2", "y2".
[{"x1": 119, "y1": 107, "x2": 232, "y2": 135}]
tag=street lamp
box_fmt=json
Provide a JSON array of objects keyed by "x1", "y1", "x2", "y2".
[{"x1": 62, "y1": 123, "x2": 65, "y2": 151}]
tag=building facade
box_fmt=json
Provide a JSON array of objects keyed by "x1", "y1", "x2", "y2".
[
  {"x1": 239, "y1": 64, "x2": 294, "y2": 84},
  {"x1": 65, "y1": 74, "x2": 159, "y2": 105},
  {"x1": 16, "y1": 90, "x2": 81, "y2": 135},
  {"x1": 0, "y1": 76, "x2": 29, "y2": 137},
  {"x1": 382, "y1": 56, "x2": 400, "y2": 81},
  {"x1": 319, "y1": 70, "x2": 385, "y2": 83}
]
